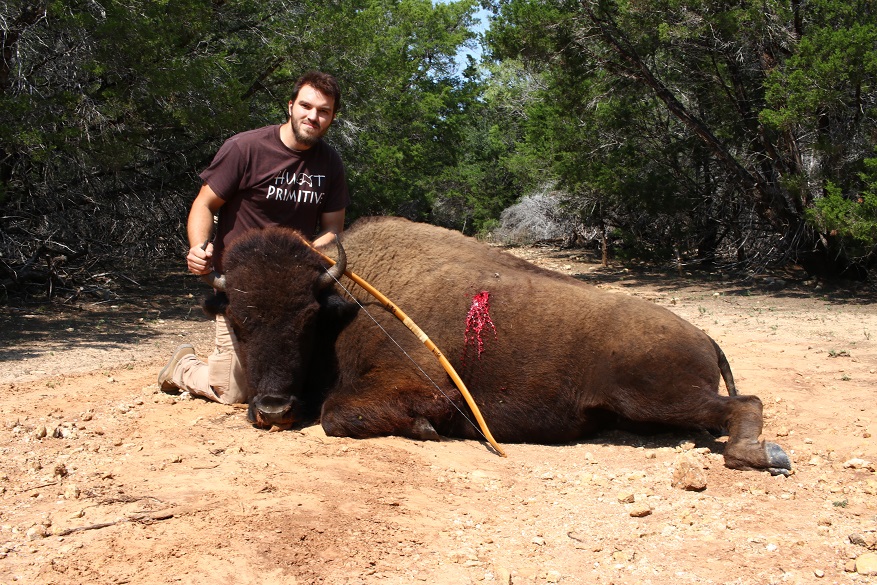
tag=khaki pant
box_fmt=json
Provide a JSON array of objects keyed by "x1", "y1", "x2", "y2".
[{"x1": 170, "y1": 314, "x2": 252, "y2": 404}]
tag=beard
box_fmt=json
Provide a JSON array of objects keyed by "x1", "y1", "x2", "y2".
[{"x1": 291, "y1": 118, "x2": 324, "y2": 147}]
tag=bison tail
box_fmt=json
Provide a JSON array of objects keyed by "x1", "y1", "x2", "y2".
[{"x1": 710, "y1": 336, "x2": 738, "y2": 397}]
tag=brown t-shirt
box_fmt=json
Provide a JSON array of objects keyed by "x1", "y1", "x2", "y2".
[{"x1": 199, "y1": 124, "x2": 350, "y2": 272}]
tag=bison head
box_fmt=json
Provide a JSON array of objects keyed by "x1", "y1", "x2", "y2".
[{"x1": 202, "y1": 227, "x2": 359, "y2": 430}]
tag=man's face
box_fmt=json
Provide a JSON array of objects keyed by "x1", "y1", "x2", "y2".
[{"x1": 288, "y1": 85, "x2": 335, "y2": 148}]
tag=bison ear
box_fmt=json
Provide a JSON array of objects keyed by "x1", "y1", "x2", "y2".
[
  {"x1": 317, "y1": 293, "x2": 360, "y2": 331},
  {"x1": 202, "y1": 291, "x2": 229, "y2": 316}
]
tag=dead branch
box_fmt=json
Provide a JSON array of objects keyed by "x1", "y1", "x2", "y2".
[{"x1": 54, "y1": 508, "x2": 178, "y2": 536}]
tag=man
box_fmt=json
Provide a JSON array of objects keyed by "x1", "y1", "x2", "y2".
[{"x1": 157, "y1": 71, "x2": 349, "y2": 404}]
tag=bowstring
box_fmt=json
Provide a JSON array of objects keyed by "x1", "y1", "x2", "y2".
[{"x1": 323, "y1": 269, "x2": 487, "y2": 442}]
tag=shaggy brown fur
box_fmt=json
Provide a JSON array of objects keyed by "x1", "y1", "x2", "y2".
[{"x1": 215, "y1": 217, "x2": 791, "y2": 474}]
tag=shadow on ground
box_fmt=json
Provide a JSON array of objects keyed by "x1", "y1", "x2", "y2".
[{"x1": 0, "y1": 260, "x2": 213, "y2": 363}]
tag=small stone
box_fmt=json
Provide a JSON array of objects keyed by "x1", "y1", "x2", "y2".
[
  {"x1": 493, "y1": 565, "x2": 511, "y2": 585},
  {"x1": 81, "y1": 411, "x2": 94, "y2": 422},
  {"x1": 814, "y1": 569, "x2": 825, "y2": 578},
  {"x1": 617, "y1": 491, "x2": 635, "y2": 504},
  {"x1": 53, "y1": 463, "x2": 68, "y2": 478},
  {"x1": 843, "y1": 458, "x2": 868, "y2": 469},
  {"x1": 26, "y1": 525, "x2": 47, "y2": 540},
  {"x1": 532, "y1": 536, "x2": 545, "y2": 546},
  {"x1": 671, "y1": 454, "x2": 707, "y2": 491},
  {"x1": 53, "y1": 426, "x2": 75, "y2": 439},
  {"x1": 628, "y1": 502, "x2": 652, "y2": 517},
  {"x1": 64, "y1": 484, "x2": 80, "y2": 499},
  {"x1": 855, "y1": 552, "x2": 877, "y2": 576},
  {"x1": 34, "y1": 426, "x2": 47, "y2": 440},
  {"x1": 853, "y1": 533, "x2": 877, "y2": 550}
]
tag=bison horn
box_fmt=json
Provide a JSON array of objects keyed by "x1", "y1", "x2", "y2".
[
  {"x1": 200, "y1": 271, "x2": 226, "y2": 291},
  {"x1": 316, "y1": 235, "x2": 347, "y2": 290}
]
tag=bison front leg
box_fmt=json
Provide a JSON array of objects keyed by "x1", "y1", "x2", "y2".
[
  {"x1": 320, "y1": 384, "x2": 453, "y2": 442},
  {"x1": 720, "y1": 395, "x2": 791, "y2": 476}
]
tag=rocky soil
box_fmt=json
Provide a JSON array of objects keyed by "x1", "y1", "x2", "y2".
[{"x1": 0, "y1": 249, "x2": 875, "y2": 584}]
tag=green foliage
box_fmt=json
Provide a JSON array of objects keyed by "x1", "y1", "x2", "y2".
[
  {"x1": 2, "y1": 0, "x2": 876, "y2": 281},
  {"x1": 0, "y1": 0, "x2": 481, "y2": 263},
  {"x1": 477, "y1": 0, "x2": 877, "y2": 273},
  {"x1": 806, "y1": 157, "x2": 877, "y2": 257},
  {"x1": 809, "y1": 190, "x2": 877, "y2": 245},
  {"x1": 275, "y1": 0, "x2": 482, "y2": 222}
]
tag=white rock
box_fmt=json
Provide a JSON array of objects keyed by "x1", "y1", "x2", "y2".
[
  {"x1": 493, "y1": 566, "x2": 511, "y2": 585},
  {"x1": 26, "y1": 525, "x2": 46, "y2": 540},
  {"x1": 617, "y1": 491, "x2": 635, "y2": 504},
  {"x1": 671, "y1": 453, "x2": 707, "y2": 491},
  {"x1": 843, "y1": 458, "x2": 868, "y2": 469},
  {"x1": 628, "y1": 502, "x2": 652, "y2": 517},
  {"x1": 856, "y1": 552, "x2": 877, "y2": 576}
]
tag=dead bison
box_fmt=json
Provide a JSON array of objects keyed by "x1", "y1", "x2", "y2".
[{"x1": 204, "y1": 216, "x2": 791, "y2": 475}]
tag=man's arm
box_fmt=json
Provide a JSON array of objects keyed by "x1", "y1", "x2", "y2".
[
  {"x1": 186, "y1": 184, "x2": 226, "y2": 275},
  {"x1": 313, "y1": 209, "x2": 346, "y2": 247}
]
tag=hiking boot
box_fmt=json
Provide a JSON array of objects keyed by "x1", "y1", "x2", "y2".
[{"x1": 158, "y1": 344, "x2": 195, "y2": 392}]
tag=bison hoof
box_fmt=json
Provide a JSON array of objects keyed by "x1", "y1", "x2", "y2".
[
  {"x1": 410, "y1": 417, "x2": 442, "y2": 441},
  {"x1": 765, "y1": 441, "x2": 792, "y2": 476}
]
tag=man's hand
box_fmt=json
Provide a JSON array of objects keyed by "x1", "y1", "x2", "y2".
[
  {"x1": 186, "y1": 184, "x2": 224, "y2": 276},
  {"x1": 187, "y1": 242, "x2": 214, "y2": 275},
  {"x1": 312, "y1": 231, "x2": 337, "y2": 248}
]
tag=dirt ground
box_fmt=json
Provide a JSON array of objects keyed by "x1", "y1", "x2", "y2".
[{"x1": 1, "y1": 248, "x2": 876, "y2": 585}]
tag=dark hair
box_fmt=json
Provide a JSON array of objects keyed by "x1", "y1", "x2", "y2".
[{"x1": 291, "y1": 71, "x2": 342, "y2": 114}]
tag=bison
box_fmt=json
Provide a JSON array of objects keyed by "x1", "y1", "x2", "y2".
[{"x1": 204, "y1": 216, "x2": 791, "y2": 475}]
